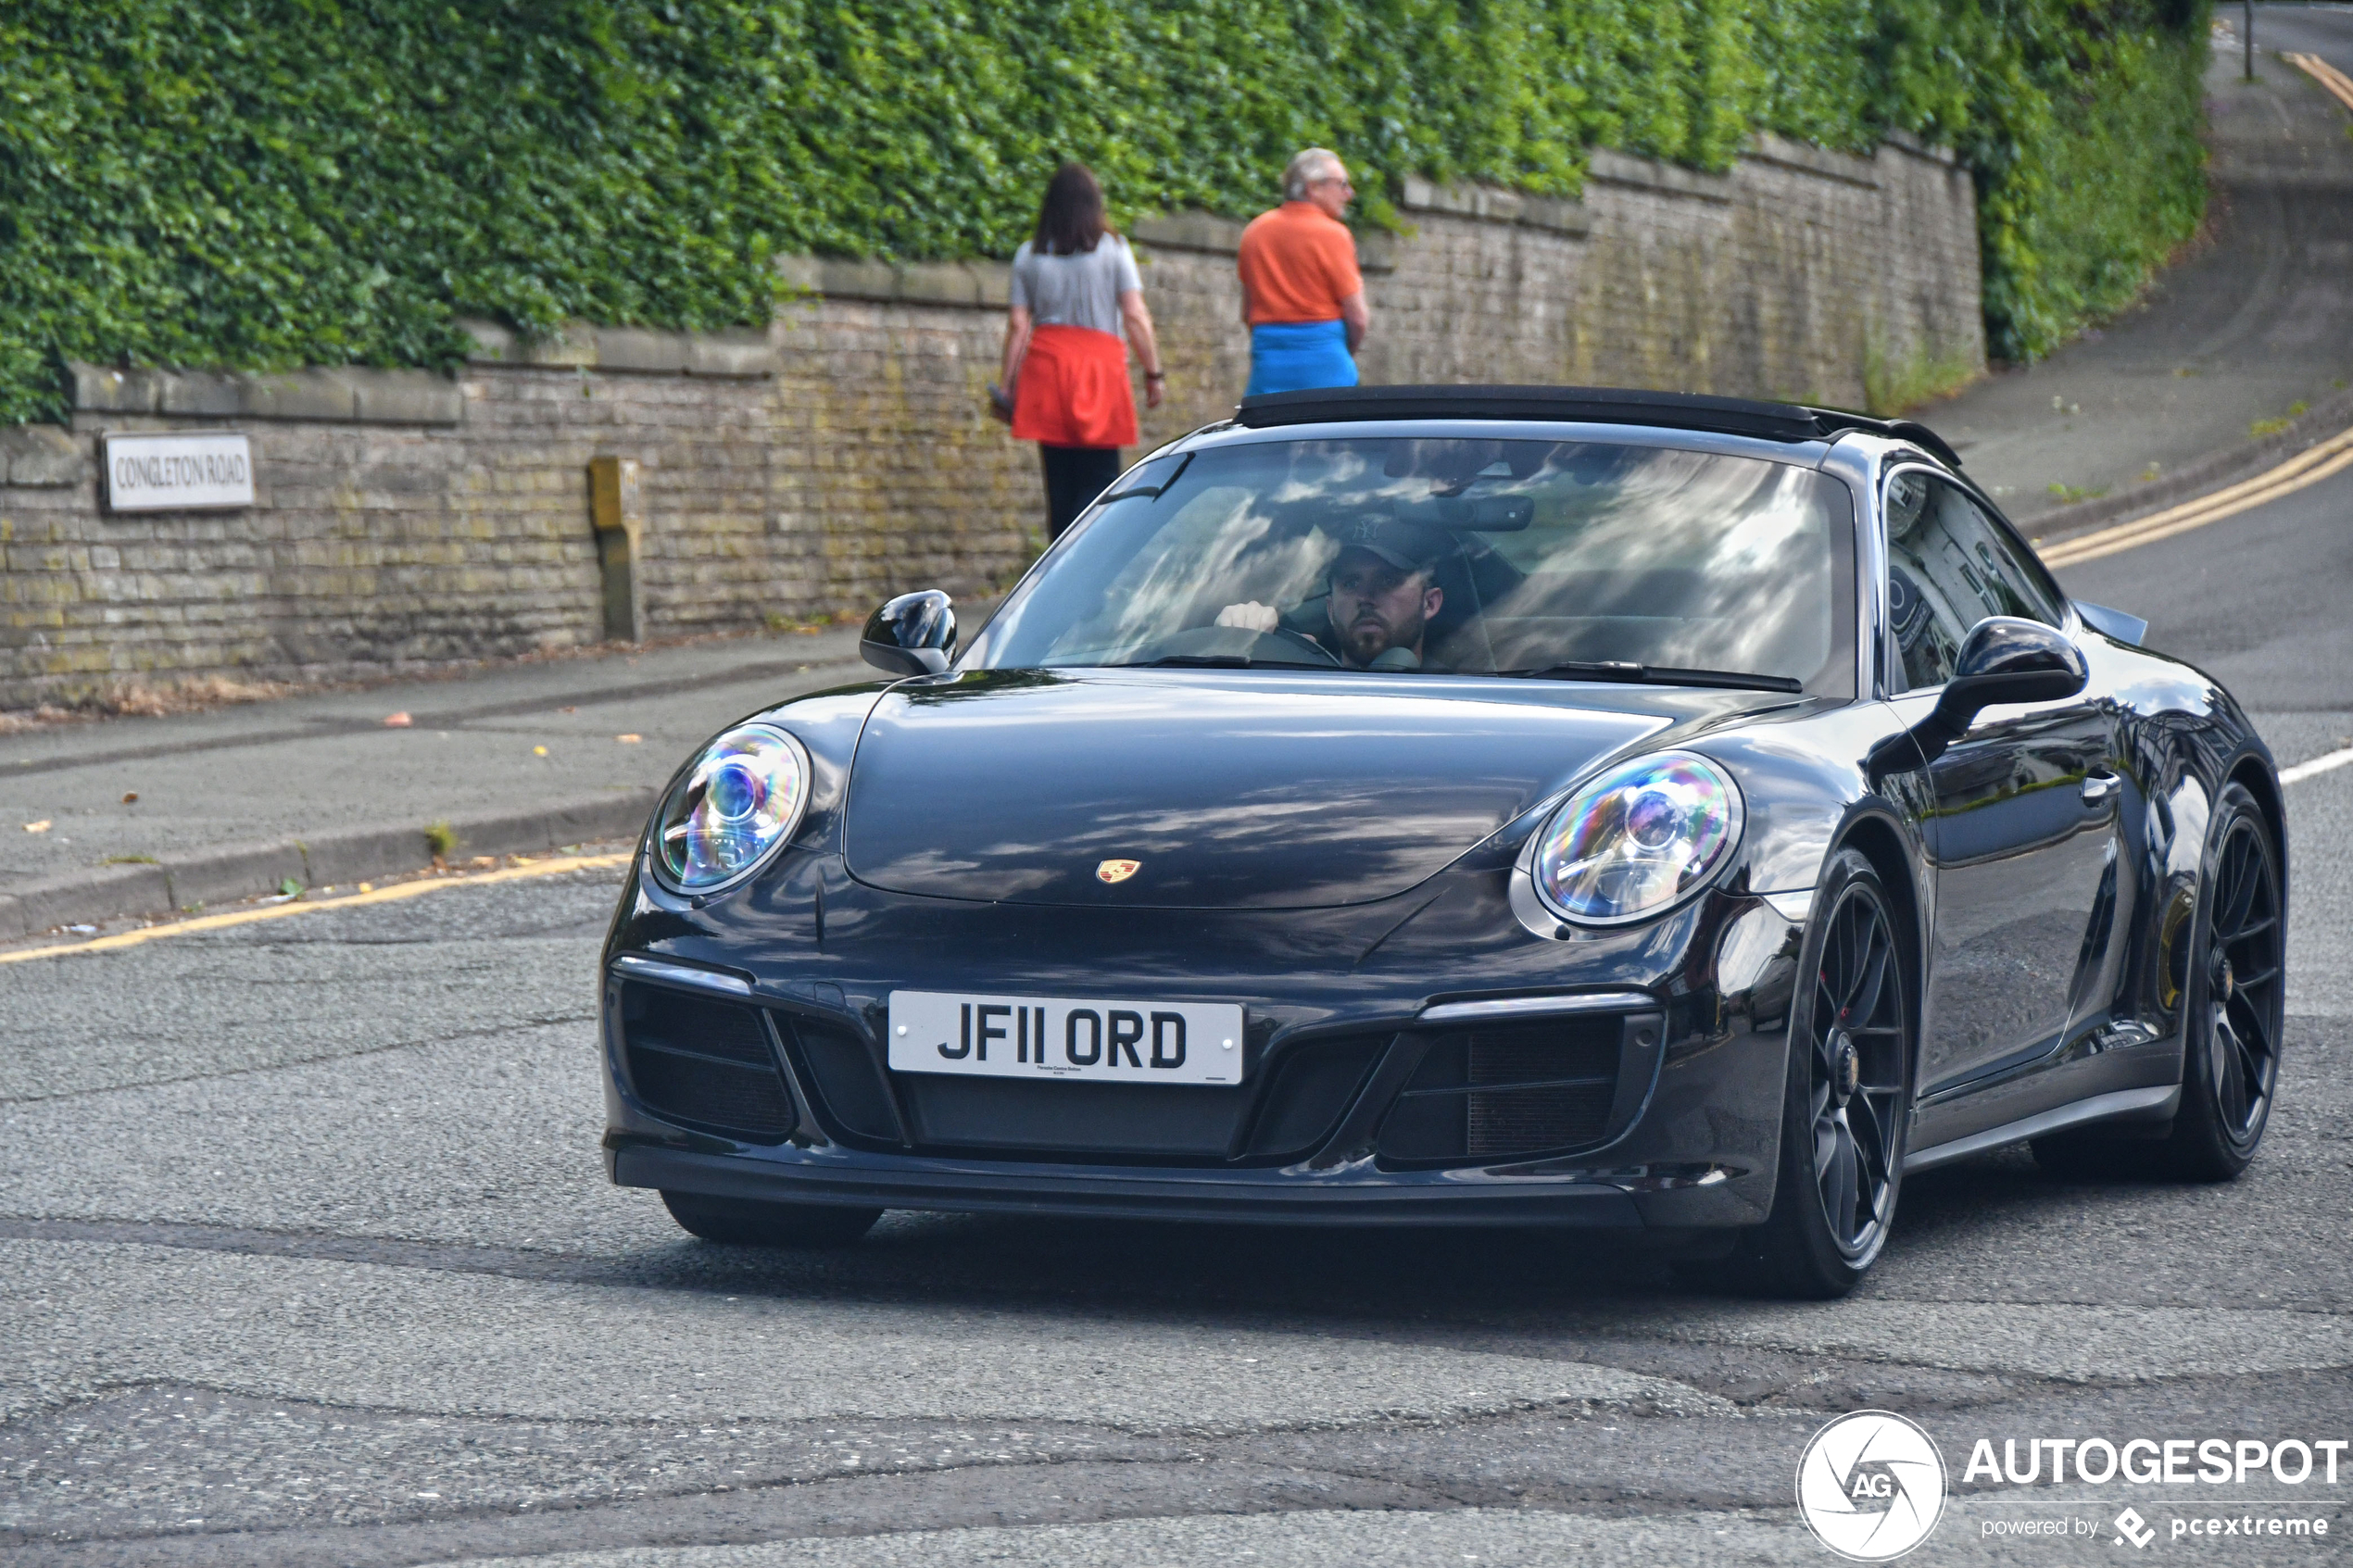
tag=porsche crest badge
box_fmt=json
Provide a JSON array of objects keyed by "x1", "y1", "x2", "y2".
[{"x1": 1095, "y1": 859, "x2": 1142, "y2": 884}]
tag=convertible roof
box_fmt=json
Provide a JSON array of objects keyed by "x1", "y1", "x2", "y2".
[{"x1": 1232, "y1": 384, "x2": 1964, "y2": 469}]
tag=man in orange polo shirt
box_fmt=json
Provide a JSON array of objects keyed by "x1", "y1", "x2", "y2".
[{"x1": 1237, "y1": 148, "x2": 1371, "y2": 395}]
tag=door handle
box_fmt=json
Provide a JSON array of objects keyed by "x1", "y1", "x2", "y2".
[{"x1": 2081, "y1": 771, "x2": 2121, "y2": 805}]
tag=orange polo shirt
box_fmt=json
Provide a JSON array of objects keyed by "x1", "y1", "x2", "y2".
[{"x1": 1237, "y1": 202, "x2": 1363, "y2": 325}]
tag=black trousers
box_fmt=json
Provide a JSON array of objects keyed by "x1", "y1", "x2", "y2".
[{"x1": 1038, "y1": 445, "x2": 1125, "y2": 541}]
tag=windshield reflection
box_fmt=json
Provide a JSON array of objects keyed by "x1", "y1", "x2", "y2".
[{"x1": 970, "y1": 437, "x2": 1854, "y2": 696}]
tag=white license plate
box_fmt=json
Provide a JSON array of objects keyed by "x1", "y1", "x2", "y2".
[{"x1": 887, "y1": 991, "x2": 1245, "y2": 1085}]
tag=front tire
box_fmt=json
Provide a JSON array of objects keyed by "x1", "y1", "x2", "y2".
[
  {"x1": 660, "y1": 1190, "x2": 883, "y2": 1248},
  {"x1": 1718, "y1": 848, "x2": 1916, "y2": 1298}
]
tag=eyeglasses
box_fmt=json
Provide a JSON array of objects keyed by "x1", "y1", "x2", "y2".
[{"x1": 1313, "y1": 175, "x2": 1355, "y2": 193}]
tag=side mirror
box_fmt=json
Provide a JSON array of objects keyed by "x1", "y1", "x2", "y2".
[
  {"x1": 860, "y1": 589, "x2": 957, "y2": 676},
  {"x1": 1870, "y1": 617, "x2": 2088, "y2": 778}
]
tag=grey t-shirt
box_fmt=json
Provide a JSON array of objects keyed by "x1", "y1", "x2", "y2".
[{"x1": 1009, "y1": 234, "x2": 1142, "y2": 335}]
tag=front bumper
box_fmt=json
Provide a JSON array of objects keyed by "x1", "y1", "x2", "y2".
[
  {"x1": 600, "y1": 849, "x2": 1806, "y2": 1231},
  {"x1": 610, "y1": 1141, "x2": 1656, "y2": 1225}
]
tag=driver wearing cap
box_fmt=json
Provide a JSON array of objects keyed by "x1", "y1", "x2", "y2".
[{"x1": 1216, "y1": 516, "x2": 1448, "y2": 670}]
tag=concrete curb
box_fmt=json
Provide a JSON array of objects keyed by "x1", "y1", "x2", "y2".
[
  {"x1": 2017, "y1": 383, "x2": 2353, "y2": 546},
  {"x1": 0, "y1": 788, "x2": 656, "y2": 939}
]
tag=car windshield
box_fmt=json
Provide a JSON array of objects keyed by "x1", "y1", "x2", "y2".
[{"x1": 964, "y1": 435, "x2": 1855, "y2": 695}]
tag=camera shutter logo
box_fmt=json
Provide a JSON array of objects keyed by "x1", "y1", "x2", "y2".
[{"x1": 1795, "y1": 1410, "x2": 1946, "y2": 1561}]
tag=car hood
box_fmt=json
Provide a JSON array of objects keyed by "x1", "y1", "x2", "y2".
[{"x1": 841, "y1": 669, "x2": 1681, "y2": 909}]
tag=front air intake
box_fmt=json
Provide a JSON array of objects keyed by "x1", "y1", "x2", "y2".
[
  {"x1": 1378, "y1": 1011, "x2": 1659, "y2": 1164},
  {"x1": 1464, "y1": 1032, "x2": 1618, "y2": 1155},
  {"x1": 618, "y1": 981, "x2": 796, "y2": 1141}
]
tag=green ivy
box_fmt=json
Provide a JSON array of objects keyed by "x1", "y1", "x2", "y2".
[{"x1": 0, "y1": 0, "x2": 2210, "y2": 424}]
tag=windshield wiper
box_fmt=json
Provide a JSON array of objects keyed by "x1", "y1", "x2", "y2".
[{"x1": 1507, "y1": 660, "x2": 1803, "y2": 693}]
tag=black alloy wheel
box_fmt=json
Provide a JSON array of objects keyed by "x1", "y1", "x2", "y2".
[
  {"x1": 2158, "y1": 781, "x2": 2284, "y2": 1178},
  {"x1": 1805, "y1": 871, "x2": 1909, "y2": 1257},
  {"x1": 2035, "y1": 780, "x2": 2284, "y2": 1182},
  {"x1": 1706, "y1": 847, "x2": 1914, "y2": 1298},
  {"x1": 661, "y1": 1189, "x2": 884, "y2": 1248}
]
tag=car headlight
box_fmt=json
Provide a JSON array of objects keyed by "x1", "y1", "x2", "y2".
[
  {"x1": 653, "y1": 723, "x2": 812, "y2": 892},
  {"x1": 1530, "y1": 751, "x2": 1743, "y2": 925}
]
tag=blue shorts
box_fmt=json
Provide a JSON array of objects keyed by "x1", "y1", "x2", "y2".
[{"x1": 1246, "y1": 320, "x2": 1358, "y2": 397}]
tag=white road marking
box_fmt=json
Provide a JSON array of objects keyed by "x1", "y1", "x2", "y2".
[{"x1": 2281, "y1": 745, "x2": 2353, "y2": 785}]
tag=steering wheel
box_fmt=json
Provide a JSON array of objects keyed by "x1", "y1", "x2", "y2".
[{"x1": 1136, "y1": 623, "x2": 1341, "y2": 666}]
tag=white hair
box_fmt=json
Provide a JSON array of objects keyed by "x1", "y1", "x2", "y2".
[{"x1": 1283, "y1": 147, "x2": 1345, "y2": 201}]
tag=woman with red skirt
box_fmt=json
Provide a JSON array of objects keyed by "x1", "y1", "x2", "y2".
[{"x1": 1000, "y1": 163, "x2": 1165, "y2": 540}]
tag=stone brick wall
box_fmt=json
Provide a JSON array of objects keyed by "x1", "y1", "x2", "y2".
[{"x1": 0, "y1": 135, "x2": 1980, "y2": 710}]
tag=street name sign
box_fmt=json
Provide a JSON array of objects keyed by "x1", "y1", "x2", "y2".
[{"x1": 102, "y1": 431, "x2": 255, "y2": 512}]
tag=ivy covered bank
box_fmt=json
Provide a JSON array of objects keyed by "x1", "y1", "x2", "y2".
[{"x1": 0, "y1": 0, "x2": 2212, "y2": 424}]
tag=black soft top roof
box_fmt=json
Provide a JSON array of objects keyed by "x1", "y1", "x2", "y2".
[{"x1": 1232, "y1": 383, "x2": 1962, "y2": 469}]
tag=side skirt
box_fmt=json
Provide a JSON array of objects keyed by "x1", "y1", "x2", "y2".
[{"x1": 1903, "y1": 1085, "x2": 2180, "y2": 1174}]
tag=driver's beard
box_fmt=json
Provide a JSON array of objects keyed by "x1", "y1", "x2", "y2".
[{"x1": 1340, "y1": 614, "x2": 1419, "y2": 666}]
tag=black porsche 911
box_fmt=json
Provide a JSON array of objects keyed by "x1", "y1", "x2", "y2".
[{"x1": 599, "y1": 384, "x2": 2287, "y2": 1298}]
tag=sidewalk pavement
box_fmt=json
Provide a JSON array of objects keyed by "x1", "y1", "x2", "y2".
[
  {"x1": 1928, "y1": 26, "x2": 2353, "y2": 537},
  {"x1": 0, "y1": 626, "x2": 875, "y2": 938}
]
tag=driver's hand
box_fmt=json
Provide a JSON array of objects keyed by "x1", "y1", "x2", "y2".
[{"x1": 1214, "y1": 601, "x2": 1279, "y2": 633}]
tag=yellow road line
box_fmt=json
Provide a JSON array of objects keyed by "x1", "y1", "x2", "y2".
[
  {"x1": 2286, "y1": 52, "x2": 2353, "y2": 115},
  {"x1": 2034, "y1": 47, "x2": 2352, "y2": 573},
  {"x1": 0, "y1": 851, "x2": 631, "y2": 965},
  {"x1": 2038, "y1": 424, "x2": 2353, "y2": 569}
]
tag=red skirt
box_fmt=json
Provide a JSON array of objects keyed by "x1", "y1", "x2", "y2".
[{"x1": 1012, "y1": 324, "x2": 1138, "y2": 447}]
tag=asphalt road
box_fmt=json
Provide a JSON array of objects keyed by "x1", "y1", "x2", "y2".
[
  {"x1": 8, "y1": 28, "x2": 2353, "y2": 1562},
  {"x1": 4, "y1": 432, "x2": 2350, "y2": 1568},
  {"x1": 1932, "y1": 8, "x2": 2353, "y2": 521}
]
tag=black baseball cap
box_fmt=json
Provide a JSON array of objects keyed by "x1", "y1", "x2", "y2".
[{"x1": 1329, "y1": 514, "x2": 1453, "y2": 574}]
